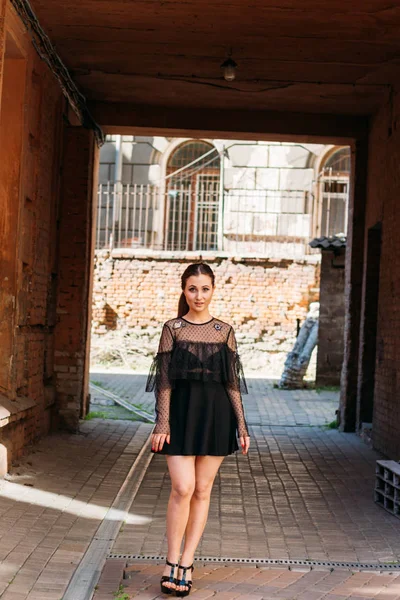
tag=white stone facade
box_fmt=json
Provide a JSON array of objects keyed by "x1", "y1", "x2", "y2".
[{"x1": 98, "y1": 136, "x2": 349, "y2": 260}]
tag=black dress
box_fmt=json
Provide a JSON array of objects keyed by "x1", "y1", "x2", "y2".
[{"x1": 145, "y1": 315, "x2": 249, "y2": 456}]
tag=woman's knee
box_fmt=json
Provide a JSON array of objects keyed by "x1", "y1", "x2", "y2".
[
  {"x1": 193, "y1": 481, "x2": 212, "y2": 501},
  {"x1": 171, "y1": 481, "x2": 195, "y2": 500}
]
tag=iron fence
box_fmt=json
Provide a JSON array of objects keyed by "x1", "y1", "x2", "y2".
[{"x1": 96, "y1": 183, "x2": 314, "y2": 253}]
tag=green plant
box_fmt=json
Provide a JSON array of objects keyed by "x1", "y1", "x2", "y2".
[
  {"x1": 84, "y1": 411, "x2": 108, "y2": 420},
  {"x1": 324, "y1": 419, "x2": 338, "y2": 429},
  {"x1": 114, "y1": 583, "x2": 129, "y2": 600},
  {"x1": 314, "y1": 385, "x2": 340, "y2": 393}
]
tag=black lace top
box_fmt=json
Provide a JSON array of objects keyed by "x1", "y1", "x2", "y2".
[{"x1": 145, "y1": 316, "x2": 249, "y2": 437}]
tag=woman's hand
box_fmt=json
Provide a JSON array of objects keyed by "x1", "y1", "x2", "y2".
[
  {"x1": 239, "y1": 435, "x2": 250, "y2": 455},
  {"x1": 152, "y1": 432, "x2": 170, "y2": 452}
]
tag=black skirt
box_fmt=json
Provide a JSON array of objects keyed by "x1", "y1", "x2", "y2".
[{"x1": 152, "y1": 379, "x2": 239, "y2": 456}]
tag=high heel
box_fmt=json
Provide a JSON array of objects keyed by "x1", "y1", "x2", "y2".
[
  {"x1": 175, "y1": 563, "x2": 194, "y2": 597},
  {"x1": 160, "y1": 559, "x2": 178, "y2": 594}
]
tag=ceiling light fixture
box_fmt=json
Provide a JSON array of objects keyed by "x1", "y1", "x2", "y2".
[{"x1": 221, "y1": 57, "x2": 237, "y2": 82}]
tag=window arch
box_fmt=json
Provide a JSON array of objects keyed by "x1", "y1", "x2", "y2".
[
  {"x1": 164, "y1": 141, "x2": 221, "y2": 251},
  {"x1": 317, "y1": 147, "x2": 350, "y2": 237},
  {"x1": 324, "y1": 147, "x2": 351, "y2": 174}
]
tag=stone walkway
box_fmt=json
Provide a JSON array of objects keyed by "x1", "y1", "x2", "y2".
[
  {"x1": 0, "y1": 420, "x2": 151, "y2": 600},
  {"x1": 2, "y1": 376, "x2": 400, "y2": 600},
  {"x1": 92, "y1": 374, "x2": 400, "y2": 600},
  {"x1": 89, "y1": 370, "x2": 339, "y2": 427},
  {"x1": 94, "y1": 561, "x2": 400, "y2": 600},
  {"x1": 112, "y1": 425, "x2": 400, "y2": 563}
]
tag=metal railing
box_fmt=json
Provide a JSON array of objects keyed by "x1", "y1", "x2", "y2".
[
  {"x1": 96, "y1": 183, "x2": 313, "y2": 253},
  {"x1": 96, "y1": 183, "x2": 158, "y2": 250}
]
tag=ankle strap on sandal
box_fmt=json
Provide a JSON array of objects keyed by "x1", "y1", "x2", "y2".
[
  {"x1": 166, "y1": 559, "x2": 179, "y2": 567},
  {"x1": 179, "y1": 564, "x2": 194, "y2": 575}
]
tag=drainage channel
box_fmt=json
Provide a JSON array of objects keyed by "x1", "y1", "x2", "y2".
[{"x1": 107, "y1": 553, "x2": 400, "y2": 572}]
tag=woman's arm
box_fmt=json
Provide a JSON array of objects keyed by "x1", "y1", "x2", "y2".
[
  {"x1": 145, "y1": 322, "x2": 174, "y2": 435},
  {"x1": 225, "y1": 326, "x2": 249, "y2": 439}
]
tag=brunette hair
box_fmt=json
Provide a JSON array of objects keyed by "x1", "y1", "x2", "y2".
[{"x1": 177, "y1": 262, "x2": 215, "y2": 317}]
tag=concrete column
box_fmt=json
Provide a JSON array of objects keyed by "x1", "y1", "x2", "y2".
[
  {"x1": 339, "y1": 138, "x2": 368, "y2": 431},
  {"x1": 54, "y1": 125, "x2": 99, "y2": 431}
]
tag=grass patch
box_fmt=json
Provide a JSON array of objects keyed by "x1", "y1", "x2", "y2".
[
  {"x1": 130, "y1": 402, "x2": 146, "y2": 410},
  {"x1": 90, "y1": 379, "x2": 106, "y2": 388},
  {"x1": 84, "y1": 411, "x2": 109, "y2": 420},
  {"x1": 83, "y1": 408, "x2": 147, "y2": 423},
  {"x1": 114, "y1": 583, "x2": 129, "y2": 600},
  {"x1": 324, "y1": 419, "x2": 339, "y2": 429},
  {"x1": 313, "y1": 385, "x2": 340, "y2": 393}
]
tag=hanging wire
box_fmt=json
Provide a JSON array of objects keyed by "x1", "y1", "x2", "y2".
[{"x1": 11, "y1": 0, "x2": 105, "y2": 146}]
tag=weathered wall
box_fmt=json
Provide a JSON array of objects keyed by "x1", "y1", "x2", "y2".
[
  {"x1": 54, "y1": 127, "x2": 98, "y2": 431},
  {"x1": 0, "y1": 4, "x2": 98, "y2": 472},
  {"x1": 91, "y1": 251, "x2": 320, "y2": 374},
  {"x1": 315, "y1": 249, "x2": 345, "y2": 386},
  {"x1": 0, "y1": 4, "x2": 64, "y2": 471},
  {"x1": 361, "y1": 92, "x2": 400, "y2": 459}
]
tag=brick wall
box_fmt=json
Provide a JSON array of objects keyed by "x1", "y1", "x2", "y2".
[
  {"x1": 0, "y1": 5, "x2": 65, "y2": 471},
  {"x1": 92, "y1": 251, "x2": 320, "y2": 371},
  {"x1": 53, "y1": 127, "x2": 98, "y2": 431},
  {"x1": 316, "y1": 249, "x2": 345, "y2": 386},
  {"x1": 362, "y1": 92, "x2": 400, "y2": 459}
]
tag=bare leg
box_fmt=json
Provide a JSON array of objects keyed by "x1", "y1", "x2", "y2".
[
  {"x1": 177, "y1": 455, "x2": 225, "y2": 592},
  {"x1": 162, "y1": 455, "x2": 196, "y2": 589}
]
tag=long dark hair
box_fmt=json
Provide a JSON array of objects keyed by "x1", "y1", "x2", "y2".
[{"x1": 177, "y1": 262, "x2": 215, "y2": 317}]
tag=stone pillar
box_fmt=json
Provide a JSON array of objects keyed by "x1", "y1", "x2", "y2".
[
  {"x1": 339, "y1": 139, "x2": 368, "y2": 431},
  {"x1": 54, "y1": 125, "x2": 98, "y2": 431}
]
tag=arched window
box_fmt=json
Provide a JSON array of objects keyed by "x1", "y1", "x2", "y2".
[
  {"x1": 318, "y1": 147, "x2": 350, "y2": 237},
  {"x1": 164, "y1": 141, "x2": 220, "y2": 251},
  {"x1": 324, "y1": 147, "x2": 351, "y2": 174}
]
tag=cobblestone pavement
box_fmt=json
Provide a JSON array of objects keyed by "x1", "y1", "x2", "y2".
[
  {"x1": 91, "y1": 372, "x2": 400, "y2": 565},
  {"x1": 0, "y1": 420, "x2": 152, "y2": 600},
  {"x1": 96, "y1": 370, "x2": 400, "y2": 599},
  {"x1": 112, "y1": 425, "x2": 400, "y2": 563},
  {"x1": 94, "y1": 561, "x2": 400, "y2": 600},
  {"x1": 3, "y1": 372, "x2": 400, "y2": 600},
  {"x1": 89, "y1": 370, "x2": 339, "y2": 426}
]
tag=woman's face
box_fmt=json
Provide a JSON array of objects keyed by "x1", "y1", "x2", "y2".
[{"x1": 183, "y1": 274, "x2": 214, "y2": 313}]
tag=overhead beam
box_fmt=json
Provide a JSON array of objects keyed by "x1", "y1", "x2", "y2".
[{"x1": 90, "y1": 102, "x2": 368, "y2": 143}]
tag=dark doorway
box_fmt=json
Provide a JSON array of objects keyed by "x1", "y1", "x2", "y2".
[{"x1": 357, "y1": 222, "x2": 382, "y2": 428}]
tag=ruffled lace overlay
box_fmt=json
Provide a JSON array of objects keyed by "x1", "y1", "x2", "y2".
[
  {"x1": 145, "y1": 317, "x2": 249, "y2": 437},
  {"x1": 145, "y1": 323, "x2": 174, "y2": 434}
]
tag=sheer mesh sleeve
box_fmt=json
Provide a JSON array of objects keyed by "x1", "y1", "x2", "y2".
[
  {"x1": 145, "y1": 323, "x2": 174, "y2": 435},
  {"x1": 225, "y1": 326, "x2": 249, "y2": 438}
]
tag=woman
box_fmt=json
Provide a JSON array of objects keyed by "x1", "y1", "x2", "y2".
[{"x1": 146, "y1": 262, "x2": 250, "y2": 597}]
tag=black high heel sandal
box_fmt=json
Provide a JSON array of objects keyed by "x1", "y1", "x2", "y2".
[
  {"x1": 175, "y1": 563, "x2": 194, "y2": 597},
  {"x1": 160, "y1": 559, "x2": 178, "y2": 594}
]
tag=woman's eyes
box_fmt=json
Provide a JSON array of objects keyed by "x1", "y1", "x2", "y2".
[{"x1": 189, "y1": 288, "x2": 210, "y2": 292}]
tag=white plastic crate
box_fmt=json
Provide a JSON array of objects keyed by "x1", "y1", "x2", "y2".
[{"x1": 375, "y1": 460, "x2": 400, "y2": 519}]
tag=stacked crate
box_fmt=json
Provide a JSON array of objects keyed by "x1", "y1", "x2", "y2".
[{"x1": 375, "y1": 460, "x2": 400, "y2": 519}]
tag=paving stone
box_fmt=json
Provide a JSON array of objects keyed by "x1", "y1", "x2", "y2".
[
  {"x1": 3, "y1": 376, "x2": 400, "y2": 600},
  {"x1": 0, "y1": 420, "x2": 149, "y2": 600}
]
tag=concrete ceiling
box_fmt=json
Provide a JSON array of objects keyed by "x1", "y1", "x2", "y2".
[{"x1": 28, "y1": 0, "x2": 400, "y2": 120}]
